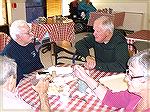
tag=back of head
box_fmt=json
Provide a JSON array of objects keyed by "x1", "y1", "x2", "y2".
[
  {"x1": 128, "y1": 49, "x2": 150, "y2": 78},
  {"x1": 10, "y1": 20, "x2": 28, "y2": 40},
  {"x1": 94, "y1": 16, "x2": 114, "y2": 33},
  {"x1": 0, "y1": 56, "x2": 17, "y2": 85}
]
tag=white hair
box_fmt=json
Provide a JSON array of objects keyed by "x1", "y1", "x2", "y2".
[
  {"x1": 9, "y1": 20, "x2": 28, "y2": 40},
  {"x1": 94, "y1": 16, "x2": 114, "y2": 33},
  {"x1": 0, "y1": 56, "x2": 17, "y2": 85},
  {"x1": 128, "y1": 49, "x2": 150, "y2": 78}
]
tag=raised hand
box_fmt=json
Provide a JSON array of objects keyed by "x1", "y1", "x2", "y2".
[{"x1": 84, "y1": 56, "x2": 96, "y2": 69}]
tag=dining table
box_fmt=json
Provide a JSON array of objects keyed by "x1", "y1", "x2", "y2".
[
  {"x1": 126, "y1": 30, "x2": 150, "y2": 51},
  {"x1": 16, "y1": 65, "x2": 125, "y2": 112},
  {"x1": 87, "y1": 11, "x2": 125, "y2": 28},
  {"x1": 0, "y1": 32, "x2": 10, "y2": 52},
  {"x1": 31, "y1": 17, "x2": 75, "y2": 43}
]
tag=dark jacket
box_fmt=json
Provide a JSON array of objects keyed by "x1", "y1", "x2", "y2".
[
  {"x1": 1, "y1": 39, "x2": 44, "y2": 84},
  {"x1": 75, "y1": 30, "x2": 129, "y2": 72}
]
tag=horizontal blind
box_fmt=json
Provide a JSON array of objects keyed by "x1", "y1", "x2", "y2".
[{"x1": 47, "y1": 0, "x2": 62, "y2": 17}]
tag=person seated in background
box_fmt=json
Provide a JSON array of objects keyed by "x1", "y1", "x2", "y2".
[
  {"x1": 69, "y1": 0, "x2": 80, "y2": 19},
  {"x1": 78, "y1": 0, "x2": 97, "y2": 21},
  {"x1": 0, "y1": 56, "x2": 50, "y2": 111},
  {"x1": 1, "y1": 20, "x2": 44, "y2": 85},
  {"x1": 74, "y1": 49, "x2": 150, "y2": 111},
  {"x1": 75, "y1": 16, "x2": 129, "y2": 73}
]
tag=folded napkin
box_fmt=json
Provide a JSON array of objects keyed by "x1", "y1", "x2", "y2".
[{"x1": 44, "y1": 66, "x2": 73, "y2": 75}]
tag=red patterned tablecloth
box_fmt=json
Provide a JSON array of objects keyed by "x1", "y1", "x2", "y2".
[
  {"x1": 87, "y1": 12, "x2": 125, "y2": 27},
  {"x1": 31, "y1": 21, "x2": 75, "y2": 42},
  {"x1": 16, "y1": 66, "x2": 123, "y2": 112},
  {"x1": 126, "y1": 30, "x2": 150, "y2": 51},
  {"x1": 0, "y1": 32, "x2": 10, "y2": 52}
]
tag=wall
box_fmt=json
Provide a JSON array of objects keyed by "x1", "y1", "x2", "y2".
[
  {"x1": 62, "y1": 0, "x2": 150, "y2": 31},
  {"x1": 7, "y1": 0, "x2": 26, "y2": 24},
  {"x1": 92, "y1": 0, "x2": 149, "y2": 31}
]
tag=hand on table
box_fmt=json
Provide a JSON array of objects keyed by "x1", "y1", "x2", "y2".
[
  {"x1": 84, "y1": 56, "x2": 96, "y2": 69},
  {"x1": 32, "y1": 77, "x2": 49, "y2": 95}
]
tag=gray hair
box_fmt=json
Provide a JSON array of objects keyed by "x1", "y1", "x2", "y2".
[
  {"x1": 128, "y1": 49, "x2": 150, "y2": 78},
  {"x1": 0, "y1": 56, "x2": 17, "y2": 85},
  {"x1": 9, "y1": 20, "x2": 28, "y2": 40},
  {"x1": 95, "y1": 16, "x2": 114, "y2": 33}
]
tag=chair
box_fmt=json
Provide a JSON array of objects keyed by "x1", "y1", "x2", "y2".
[
  {"x1": 68, "y1": 1, "x2": 88, "y2": 33},
  {"x1": 133, "y1": 41, "x2": 150, "y2": 52},
  {"x1": 128, "y1": 43, "x2": 137, "y2": 57},
  {"x1": 72, "y1": 51, "x2": 86, "y2": 64},
  {"x1": 38, "y1": 42, "x2": 55, "y2": 67},
  {"x1": 0, "y1": 32, "x2": 11, "y2": 52},
  {"x1": 53, "y1": 41, "x2": 75, "y2": 65},
  {"x1": 38, "y1": 41, "x2": 76, "y2": 65}
]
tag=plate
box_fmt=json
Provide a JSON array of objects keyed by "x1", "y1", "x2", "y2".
[{"x1": 47, "y1": 83, "x2": 70, "y2": 96}]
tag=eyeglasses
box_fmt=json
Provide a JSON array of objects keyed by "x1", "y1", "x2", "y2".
[{"x1": 126, "y1": 69, "x2": 144, "y2": 80}]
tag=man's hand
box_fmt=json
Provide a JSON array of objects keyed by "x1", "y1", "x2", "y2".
[
  {"x1": 33, "y1": 78, "x2": 49, "y2": 96},
  {"x1": 84, "y1": 56, "x2": 96, "y2": 69}
]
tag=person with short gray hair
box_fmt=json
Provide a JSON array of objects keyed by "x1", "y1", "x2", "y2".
[
  {"x1": 75, "y1": 16, "x2": 129, "y2": 72},
  {"x1": 74, "y1": 49, "x2": 150, "y2": 111},
  {"x1": 0, "y1": 56, "x2": 50, "y2": 111},
  {"x1": 1, "y1": 20, "x2": 44, "y2": 85}
]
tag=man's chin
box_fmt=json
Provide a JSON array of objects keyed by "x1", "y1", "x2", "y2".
[{"x1": 95, "y1": 39, "x2": 102, "y2": 43}]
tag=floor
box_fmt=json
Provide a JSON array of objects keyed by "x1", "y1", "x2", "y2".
[{"x1": 39, "y1": 32, "x2": 93, "y2": 68}]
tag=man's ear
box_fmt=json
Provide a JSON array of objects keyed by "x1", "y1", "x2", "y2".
[
  {"x1": 105, "y1": 29, "x2": 112, "y2": 38},
  {"x1": 15, "y1": 34, "x2": 20, "y2": 40}
]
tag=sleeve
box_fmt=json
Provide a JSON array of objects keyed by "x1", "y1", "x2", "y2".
[
  {"x1": 1, "y1": 47, "x2": 13, "y2": 59},
  {"x1": 78, "y1": 2, "x2": 87, "y2": 13},
  {"x1": 95, "y1": 33, "x2": 129, "y2": 72},
  {"x1": 75, "y1": 34, "x2": 95, "y2": 57},
  {"x1": 102, "y1": 90, "x2": 141, "y2": 111}
]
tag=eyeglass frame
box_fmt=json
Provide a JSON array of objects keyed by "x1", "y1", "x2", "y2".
[{"x1": 126, "y1": 69, "x2": 144, "y2": 80}]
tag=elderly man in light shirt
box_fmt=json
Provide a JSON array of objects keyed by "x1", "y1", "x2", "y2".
[{"x1": 0, "y1": 56, "x2": 50, "y2": 111}]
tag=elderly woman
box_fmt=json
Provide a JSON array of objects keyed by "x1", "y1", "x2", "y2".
[
  {"x1": 0, "y1": 56, "x2": 50, "y2": 111},
  {"x1": 74, "y1": 49, "x2": 150, "y2": 111}
]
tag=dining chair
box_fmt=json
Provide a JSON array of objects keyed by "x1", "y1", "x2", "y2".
[
  {"x1": 38, "y1": 42, "x2": 55, "y2": 67},
  {"x1": 72, "y1": 51, "x2": 86, "y2": 64},
  {"x1": 53, "y1": 41, "x2": 75, "y2": 65},
  {"x1": 128, "y1": 43, "x2": 137, "y2": 57},
  {"x1": 38, "y1": 41, "x2": 75, "y2": 65},
  {"x1": 133, "y1": 41, "x2": 150, "y2": 52},
  {"x1": 0, "y1": 32, "x2": 11, "y2": 52}
]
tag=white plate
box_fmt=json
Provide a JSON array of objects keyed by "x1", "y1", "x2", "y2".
[
  {"x1": 47, "y1": 84, "x2": 70, "y2": 96},
  {"x1": 53, "y1": 75, "x2": 77, "y2": 85}
]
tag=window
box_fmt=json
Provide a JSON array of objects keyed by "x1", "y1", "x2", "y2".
[
  {"x1": 47, "y1": 0, "x2": 62, "y2": 17},
  {"x1": 26, "y1": 0, "x2": 46, "y2": 22}
]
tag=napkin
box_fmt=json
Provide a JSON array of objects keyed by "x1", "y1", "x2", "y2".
[{"x1": 44, "y1": 66, "x2": 73, "y2": 75}]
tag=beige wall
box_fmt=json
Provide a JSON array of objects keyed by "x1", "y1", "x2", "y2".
[
  {"x1": 8, "y1": 0, "x2": 150, "y2": 30},
  {"x1": 92, "y1": 0, "x2": 149, "y2": 31},
  {"x1": 7, "y1": 0, "x2": 26, "y2": 24},
  {"x1": 63, "y1": 0, "x2": 149, "y2": 31}
]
